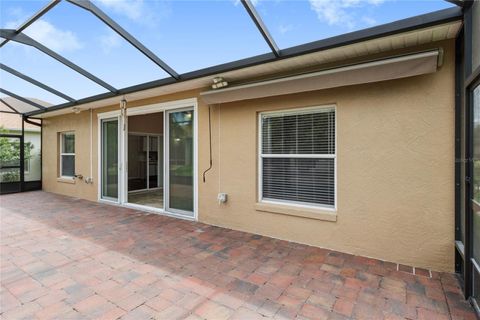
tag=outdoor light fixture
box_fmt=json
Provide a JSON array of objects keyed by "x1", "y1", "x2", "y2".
[
  {"x1": 120, "y1": 98, "x2": 127, "y2": 109},
  {"x1": 72, "y1": 107, "x2": 81, "y2": 114},
  {"x1": 211, "y1": 77, "x2": 228, "y2": 90}
]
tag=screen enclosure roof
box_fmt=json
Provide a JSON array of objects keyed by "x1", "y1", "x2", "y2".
[{"x1": 0, "y1": 0, "x2": 465, "y2": 117}]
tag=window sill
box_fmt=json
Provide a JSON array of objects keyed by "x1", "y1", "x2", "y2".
[
  {"x1": 255, "y1": 202, "x2": 337, "y2": 222},
  {"x1": 57, "y1": 177, "x2": 75, "y2": 184}
]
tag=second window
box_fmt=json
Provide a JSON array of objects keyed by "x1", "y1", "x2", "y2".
[
  {"x1": 60, "y1": 132, "x2": 75, "y2": 178},
  {"x1": 259, "y1": 106, "x2": 336, "y2": 209}
]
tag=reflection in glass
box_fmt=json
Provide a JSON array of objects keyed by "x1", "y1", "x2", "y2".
[
  {"x1": 60, "y1": 132, "x2": 75, "y2": 177},
  {"x1": 473, "y1": 84, "x2": 480, "y2": 264},
  {"x1": 23, "y1": 124, "x2": 41, "y2": 182},
  {"x1": 61, "y1": 155, "x2": 75, "y2": 177},
  {"x1": 63, "y1": 133, "x2": 75, "y2": 153},
  {"x1": 169, "y1": 110, "x2": 194, "y2": 213},
  {"x1": 102, "y1": 119, "x2": 118, "y2": 200},
  {"x1": 474, "y1": 267, "x2": 480, "y2": 308}
]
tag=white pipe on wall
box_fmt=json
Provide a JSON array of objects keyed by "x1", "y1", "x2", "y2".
[{"x1": 88, "y1": 108, "x2": 93, "y2": 183}]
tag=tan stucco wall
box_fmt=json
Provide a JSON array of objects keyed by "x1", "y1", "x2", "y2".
[
  {"x1": 42, "y1": 40, "x2": 455, "y2": 271},
  {"x1": 43, "y1": 110, "x2": 96, "y2": 200},
  {"x1": 42, "y1": 90, "x2": 199, "y2": 201}
]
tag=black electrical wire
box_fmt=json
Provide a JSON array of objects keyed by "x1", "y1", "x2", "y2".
[{"x1": 202, "y1": 105, "x2": 213, "y2": 182}]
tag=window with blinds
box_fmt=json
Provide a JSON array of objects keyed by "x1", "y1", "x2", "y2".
[
  {"x1": 259, "y1": 106, "x2": 336, "y2": 208},
  {"x1": 59, "y1": 132, "x2": 75, "y2": 178}
]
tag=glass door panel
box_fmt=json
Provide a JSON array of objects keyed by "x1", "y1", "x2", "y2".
[
  {"x1": 473, "y1": 83, "x2": 480, "y2": 307},
  {"x1": 101, "y1": 119, "x2": 119, "y2": 200},
  {"x1": 128, "y1": 135, "x2": 148, "y2": 192},
  {"x1": 167, "y1": 110, "x2": 194, "y2": 214},
  {"x1": 158, "y1": 136, "x2": 164, "y2": 191}
]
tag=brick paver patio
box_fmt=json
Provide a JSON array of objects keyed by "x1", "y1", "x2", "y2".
[{"x1": 0, "y1": 191, "x2": 476, "y2": 319}]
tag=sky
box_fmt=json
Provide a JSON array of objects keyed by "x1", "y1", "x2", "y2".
[{"x1": 0, "y1": 0, "x2": 456, "y2": 107}]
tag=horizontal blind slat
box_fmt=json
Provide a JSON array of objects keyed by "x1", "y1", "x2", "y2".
[
  {"x1": 262, "y1": 158, "x2": 334, "y2": 206},
  {"x1": 262, "y1": 110, "x2": 335, "y2": 155}
]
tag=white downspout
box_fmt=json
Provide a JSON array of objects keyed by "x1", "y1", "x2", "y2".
[
  {"x1": 90, "y1": 108, "x2": 93, "y2": 182},
  {"x1": 86, "y1": 108, "x2": 93, "y2": 184}
]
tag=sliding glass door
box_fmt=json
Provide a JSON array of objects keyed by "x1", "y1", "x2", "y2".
[
  {"x1": 99, "y1": 103, "x2": 195, "y2": 218},
  {"x1": 101, "y1": 118, "x2": 119, "y2": 201},
  {"x1": 166, "y1": 109, "x2": 194, "y2": 216}
]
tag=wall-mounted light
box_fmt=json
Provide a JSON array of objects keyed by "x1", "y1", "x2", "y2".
[
  {"x1": 72, "y1": 107, "x2": 81, "y2": 114},
  {"x1": 211, "y1": 77, "x2": 228, "y2": 90},
  {"x1": 120, "y1": 99, "x2": 127, "y2": 109}
]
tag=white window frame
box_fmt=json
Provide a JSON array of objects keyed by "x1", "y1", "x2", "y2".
[
  {"x1": 258, "y1": 105, "x2": 337, "y2": 211},
  {"x1": 59, "y1": 132, "x2": 75, "y2": 179},
  {"x1": 97, "y1": 98, "x2": 199, "y2": 222},
  {"x1": 99, "y1": 116, "x2": 121, "y2": 202}
]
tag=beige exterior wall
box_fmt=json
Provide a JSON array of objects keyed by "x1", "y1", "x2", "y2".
[{"x1": 42, "y1": 39, "x2": 455, "y2": 271}]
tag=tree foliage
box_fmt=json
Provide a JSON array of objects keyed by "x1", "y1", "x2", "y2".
[{"x1": 0, "y1": 126, "x2": 34, "y2": 182}]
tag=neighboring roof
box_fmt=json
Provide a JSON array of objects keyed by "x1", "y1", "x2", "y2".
[
  {"x1": 0, "y1": 96, "x2": 51, "y2": 114},
  {"x1": 0, "y1": 1, "x2": 463, "y2": 118}
]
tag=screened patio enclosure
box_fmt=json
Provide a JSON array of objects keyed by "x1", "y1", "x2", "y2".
[
  {"x1": 0, "y1": 0, "x2": 462, "y2": 195},
  {"x1": 0, "y1": 0, "x2": 479, "y2": 316},
  {"x1": 0, "y1": 0, "x2": 460, "y2": 116}
]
